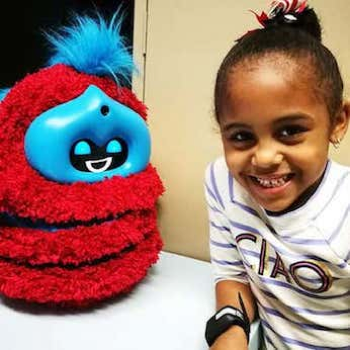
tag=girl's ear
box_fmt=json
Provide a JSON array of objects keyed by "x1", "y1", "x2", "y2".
[{"x1": 330, "y1": 100, "x2": 350, "y2": 145}]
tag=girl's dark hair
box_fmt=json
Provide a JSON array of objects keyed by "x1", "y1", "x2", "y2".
[{"x1": 214, "y1": 7, "x2": 343, "y2": 123}]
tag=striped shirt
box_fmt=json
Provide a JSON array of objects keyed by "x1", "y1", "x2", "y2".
[{"x1": 205, "y1": 157, "x2": 350, "y2": 349}]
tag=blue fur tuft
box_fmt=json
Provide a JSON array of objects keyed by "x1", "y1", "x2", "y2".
[
  {"x1": 0, "y1": 88, "x2": 10, "y2": 101},
  {"x1": 46, "y1": 11, "x2": 135, "y2": 84}
]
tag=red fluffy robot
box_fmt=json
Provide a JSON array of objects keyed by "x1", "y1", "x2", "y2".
[{"x1": 0, "y1": 14, "x2": 164, "y2": 306}]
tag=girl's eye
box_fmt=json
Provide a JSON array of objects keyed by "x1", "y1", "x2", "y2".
[
  {"x1": 278, "y1": 125, "x2": 307, "y2": 138},
  {"x1": 231, "y1": 131, "x2": 254, "y2": 141},
  {"x1": 228, "y1": 131, "x2": 256, "y2": 147}
]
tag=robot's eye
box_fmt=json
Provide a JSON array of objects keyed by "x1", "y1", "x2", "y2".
[
  {"x1": 106, "y1": 139, "x2": 122, "y2": 154},
  {"x1": 74, "y1": 141, "x2": 91, "y2": 155}
]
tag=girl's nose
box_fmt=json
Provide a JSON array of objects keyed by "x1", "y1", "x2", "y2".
[{"x1": 251, "y1": 144, "x2": 283, "y2": 169}]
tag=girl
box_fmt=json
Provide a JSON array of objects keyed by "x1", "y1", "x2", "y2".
[{"x1": 204, "y1": 1, "x2": 350, "y2": 349}]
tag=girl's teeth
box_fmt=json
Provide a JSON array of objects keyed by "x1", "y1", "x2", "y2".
[{"x1": 254, "y1": 175, "x2": 289, "y2": 188}]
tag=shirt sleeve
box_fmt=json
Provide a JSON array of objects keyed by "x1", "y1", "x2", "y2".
[{"x1": 205, "y1": 162, "x2": 248, "y2": 285}]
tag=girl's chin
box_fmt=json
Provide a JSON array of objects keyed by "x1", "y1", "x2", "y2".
[{"x1": 258, "y1": 200, "x2": 293, "y2": 213}]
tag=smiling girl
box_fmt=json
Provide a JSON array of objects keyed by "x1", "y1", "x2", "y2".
[{"x1": 204, "y1": 1, "x2": 350, "y2": 349}]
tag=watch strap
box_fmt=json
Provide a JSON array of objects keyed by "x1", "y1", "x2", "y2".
[{"x1": 205, "y1": 293, "x2": 250, "y2": 347}]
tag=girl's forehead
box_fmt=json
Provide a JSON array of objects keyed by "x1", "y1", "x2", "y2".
[
  {"x1": 231, "y1": 53, "x2": 307, "y2": 81},
  {"x1": 221, "y1": 55, "x2": 330, "y2": 126},
  {"x1": 227, "y1": 54, "x2": 317, "y2": 101}
]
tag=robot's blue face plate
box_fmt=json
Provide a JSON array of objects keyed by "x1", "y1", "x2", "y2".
[{"x1": 24, "y1": 85, "x2": 151, "y2": 183}]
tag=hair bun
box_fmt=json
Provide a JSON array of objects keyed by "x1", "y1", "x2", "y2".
[
  {"x1": 257, "y1": 1, "x2": 322, "y2": 42},
  {"x1": 293, "y1": 8, "x2": 322, "y2": 42}
]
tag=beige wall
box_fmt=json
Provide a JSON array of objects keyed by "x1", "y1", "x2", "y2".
[{"x1": 133, "y1": 0, "x2": 350, "y2": 261}]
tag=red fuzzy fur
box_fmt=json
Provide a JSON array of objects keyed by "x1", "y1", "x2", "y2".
[
  {"x1": 0, "y1": 209, "x2": 156, "y2": 266},
  {"x1": 0, "y1": 231, "x2": 162, "y2": 306},
  {"x1": 0, "y1": 64, "x2": 165, "y2": 306},
  {"x1": 3, "y1": 165, "x2": 163, "y2": 223}
]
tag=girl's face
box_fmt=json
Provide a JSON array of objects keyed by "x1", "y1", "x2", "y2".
[{"x1": 219, "y1": 58, "x2": 346, "y2": 212}]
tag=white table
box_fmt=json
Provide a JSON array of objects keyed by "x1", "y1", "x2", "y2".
[{"x1": 0, "y1": 252, "x2": 260, "y2": 349}]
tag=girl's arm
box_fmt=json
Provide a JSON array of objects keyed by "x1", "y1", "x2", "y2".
[
  {"x1": 204, "y1": 162, "x2": 257, "y2": 349},
  {"x1": 210, "y1": 280, "x2": 257, "y2": 350}
]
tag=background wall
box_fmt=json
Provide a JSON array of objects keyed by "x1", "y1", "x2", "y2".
[{"x1": 133, "y1": 0, "x2": 350, "y2": 261}]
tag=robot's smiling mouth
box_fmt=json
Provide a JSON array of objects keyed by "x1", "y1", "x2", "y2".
[
  {"x1": 70, "y1": 138, "x2": 128, "y2": 173},
  {"x1": 86, "y1": 157, "x2": 113, "y2": 173}
]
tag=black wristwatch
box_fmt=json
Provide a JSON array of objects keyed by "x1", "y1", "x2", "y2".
[{"x1": 205, "y1": 293, "x2": 250, "y2": 347}]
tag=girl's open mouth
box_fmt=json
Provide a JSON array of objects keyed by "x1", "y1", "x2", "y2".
[{"x1": 249, "y1": 173, "x2": 295, "y2": 189}]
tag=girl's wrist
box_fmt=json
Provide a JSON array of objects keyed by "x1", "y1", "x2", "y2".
[{"x1": 211, "y1": 325, "x2": 248, "y2": 349}]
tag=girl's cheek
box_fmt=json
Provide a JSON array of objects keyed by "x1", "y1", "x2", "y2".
[{"x1": 226, "y1": 154, "x2": 246, "y2": 174}]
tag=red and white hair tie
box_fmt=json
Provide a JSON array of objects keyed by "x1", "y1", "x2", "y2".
[
  {"x1": 251, "y1": 0, "x2": 308, "y2": 27},
  {"x1": 268, "y1": 0, "x2": 308, "y2": 19}
]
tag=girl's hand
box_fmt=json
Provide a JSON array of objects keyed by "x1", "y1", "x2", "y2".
[{"x1": 210, "y1": 326, "x2": 248, "y2": 350}]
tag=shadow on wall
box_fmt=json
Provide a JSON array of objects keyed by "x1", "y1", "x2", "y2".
[{"x1": 0, "y1": 0, "x2": 134, "y2": 88}]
